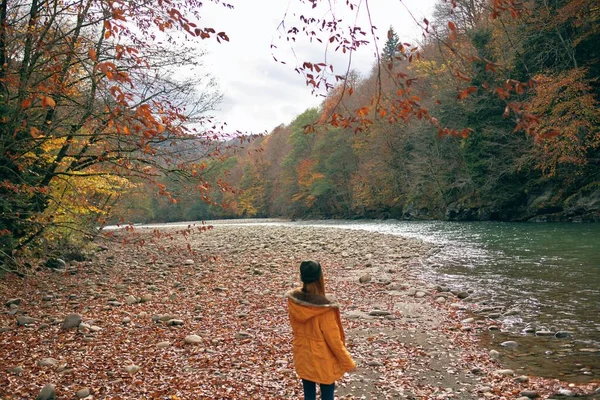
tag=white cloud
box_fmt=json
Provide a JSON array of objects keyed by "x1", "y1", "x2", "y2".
[{"x1": 198, "y1": 0, "x2": 437, "y2": 134}]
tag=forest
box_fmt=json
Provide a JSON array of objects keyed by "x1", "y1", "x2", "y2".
[
  {"x1": 1, "y1": 0, "x2": 599, "y2": 264},
  {"x1": 122, "y1": 0, "x2": 600, "y2": 224}
]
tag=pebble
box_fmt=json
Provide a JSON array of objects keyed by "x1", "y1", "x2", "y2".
[
  {"x1": 125, "y1": 364, "x2": 140, "y2": 374},
  {"x1": 489, "y1": 350, "x2": 500, "y2": 360},
  {"x1": 185, "y1": 334, "x2": 203, "y2": 344},
  {"x1": 10, "y1": 366, "x2": 24, "y2": 374},
  {"x1": 125, "y1": 295, "x2": 138, "y2": 305},
  {"x1": 519, "y1": 390, "x2": 538, "y2": 398},
  {"x1": 558, "y1": 388, "x2": 574, "y2": 396},
  {"x1": 61, "y1": 313, "x2": 82, "y2": 330},
  {"x1": 515, "y1": 375, "x2": 530, "y2": 383},
  {"x1": 36, "y1": 384, "x2": 56, "y2": 400},
  {"x1": 16, "y1": 316, "x2": 37, "y2": 326},
  {"x1": 38, "y1": 358, "x2": 59, "y2": 367},
  {"x1": 122, "y1": 317, "x2": 131, "y2": 324},
  {"x1": 535, "y1": 330, "x2": 555, "y2": 336},
  {"x1": 495, "y1": 369, "x2": 515, "y2": 376},
  {"x1": 359, "y1": 274, "x2": 371, "y2": 284},
  {"x1": 6, "y1": 298, "x2": 23, "y2": 307},
  {"x1": 501, "y1": 341, "x2": 519, "y2": 348},
  {"x1": 157, "y1": 341, "x2": 171, "y2": 348},
  {"x1": 368, "y1": 310, "x2": 391, "y2": 316},
  {"x1": 76, "y1": 388, "x2": 90, "y2": 398},
  {"x1": 554, "y1": 331, "x2": 572, "y2": 339}
]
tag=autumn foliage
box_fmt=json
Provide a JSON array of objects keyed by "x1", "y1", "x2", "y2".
[{"x1": 0, "y1": 0, "x2": 231, "y2": 262}]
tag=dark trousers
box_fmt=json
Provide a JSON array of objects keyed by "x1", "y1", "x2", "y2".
[{"x1": 302, "y1": 379, "x2": 335, "y2": 400}]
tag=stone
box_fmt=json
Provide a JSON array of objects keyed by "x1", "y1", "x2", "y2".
[
  {"x1": 5, "y1": 298, "x2": 22, "y2": 307},
  {"x1": 359, "y1": 274, "x2": 371, "y2": 284},
  {"x1": 122, "y1": 317, "x2": 131, "y2": 325},
  {"x1": 415, "y1": 291, "x2": 427, "y2": 298},
  {"x1": 45, "y1": 258, "x2": 67, "y2": 269},
  {"x1": 166, "y1": 319, "x2": 184, "y2": 326},
  {"x1": 489, "y1": 350, "x2": 500, "y2": 360},
  {"x1": 535, "y1": 330, "x2": 555, "y2": 336},
  {"x1": 461, "y1": 318, "x2": 475, "y2": 323},
  {"x1": 368, "y1": 310, "x2": 391, "y2": 316},
  {"x1": 367, "y1": 360, "x2": 383, "y2": 366},
  {"x1": 501, "y1": 341, "x2": 519, "y2": 348},
  {"x1": 76, "y1": 388, "x2": 91, "y2": 398},
  {"x1": 235, "y1": 331, "x2": 253, "y2": 339},
  {"x1": 61, "y1": 314, "x2": 82, "y2": 330},
  {"x1": 183, "y1": 259, "x2": 195, "y2": 265},
  {"x1": 107, "y1": 301, "x2": 122, "y2": 307},
  {"x1": 515, "y1": 375, "x2": 530, "y2": 383},
  {"x1": 519, "y1": 390, "x2": 538, "y2": 398},
  {"x1": 140, "y1": 294, "x2": 153, "y2": 303},
  {"x1": 125, "y1": 295, "x2": 138, "y2": 305},
  {"x1": 10, "y1": 366, "x2": 24, "y2": 374},
  {"x1": 554, "y1": 331, "x2": 572, "y2": 339},
  {"x1": 455, "y1": 291, "x2": 469, "y2": 299},
  {"x1": 38, "y1": 358, "x2": 59, "y2": 367},
  {"x1": 36, "y1": 384, "x2": 56, "y2": 400},
  {"x1": 125, "y1": 364, "x2": 140, "y2": 374},
  {"x1": 16, "y1": 316, "x2": 37, "y2": 326},
  {"x1": 435, "y1": 296, "x2": 446, "y2": 303},
  {"x1": 156, "y1": 341, "x2": 171, "y2": 348},
  {"x1": 557, "y1": 389, "x2": 574, "y2": 397},
  {"x1": 185, "y1": 334, "x2": 203, "y2": 344},
  {"x1": 495, "y1": 369, "x2": 515, "y2": 376}
]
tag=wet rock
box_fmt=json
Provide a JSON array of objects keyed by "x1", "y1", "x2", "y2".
[
  {"x1": 535, "y1": 330, "x2": 555, "y2": 336},
  {"x1": 555, "y1": 331, "x2": 572, "y2": 339},
  {"x1": 16, "y1": 316, "x2": 37, "y2": 326},
  {"x1": 185, "y1": 334, "x2": 203, "y2": 344},
  {"x1": 36, "y1": 384, "x2": 56, "y2": 400},
  {"x1": 107, "y1": 301, "x2": 122, "y2": 307},
  {"x1": 359, "y1": 274, "x2": 371, "y2": 284},
  {"x1": 515, "y1": 375, "x2": 530, "y2": 383},
  {"x1": 522, "y1": 327, "x2": 536, "y2": 334},
  {"x1": 455, "y1": 291, "x2": 469, "y2": 299},
  {"x1": 501, "y1": 341, "x2": 519, "y2": 348},
  {"x1": 166, "y1": 319, "x2": 184, "y2": 326},
  {"x1": 61, "y1": 314, "x2": 82, "y2": 330}
]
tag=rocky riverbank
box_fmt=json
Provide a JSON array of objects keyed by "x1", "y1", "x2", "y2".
[{"x1": 1, "y1": 222, "x2": 598, "y2": 399}]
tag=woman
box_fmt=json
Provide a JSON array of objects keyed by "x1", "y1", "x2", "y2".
[{"x1": 287, "y1": 260, "x2": 356, "y2": 400}]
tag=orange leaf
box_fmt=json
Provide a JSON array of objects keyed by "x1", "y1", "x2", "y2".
[
  {"x1": 21, "y1": 98, "x2": 32, "y2": 109},
  {"x1": 448, "y1": 21, "x2": 457, "y2": 32},
  {"x1": 88, "y1": 48, "x2": 97, "y2": 61},
  {"x1": 42, "y1": 96, "x2": 56, "y2": 108}
]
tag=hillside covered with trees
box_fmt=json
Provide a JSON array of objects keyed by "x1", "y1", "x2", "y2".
[{"x1": 127, "y1": 0, "x2": 599, "y2": 223}]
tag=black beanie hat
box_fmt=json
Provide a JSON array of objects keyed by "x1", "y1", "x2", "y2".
[{"x1": 300, "y1": 260, "x2": 322, "y2": 284}]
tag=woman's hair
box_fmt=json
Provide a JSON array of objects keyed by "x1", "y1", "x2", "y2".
[{"x1": 302, "y1": 272, "x2": 325, "y2": 296}]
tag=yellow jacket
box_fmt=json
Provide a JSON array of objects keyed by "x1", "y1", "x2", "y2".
[{"x1": 287, "y1": 289, "x2": 356, "y2": 384}]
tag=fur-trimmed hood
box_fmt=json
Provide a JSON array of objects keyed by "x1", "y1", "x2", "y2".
[{"x1": 287, "y1": 289, "x2": 339, "y2": 323}]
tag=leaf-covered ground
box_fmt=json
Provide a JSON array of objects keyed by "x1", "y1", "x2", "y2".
[{"x1": 1, "y1": 223, "x2": 598, "y2": 399}]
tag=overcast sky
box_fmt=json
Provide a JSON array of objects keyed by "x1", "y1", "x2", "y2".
[{"x1": 198, "y1": 0, "x2": 438, "y2": 134}]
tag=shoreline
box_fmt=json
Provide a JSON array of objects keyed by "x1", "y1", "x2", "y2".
[{"x1": 1, "y1": 222, "x2": 598, "y2": 399}]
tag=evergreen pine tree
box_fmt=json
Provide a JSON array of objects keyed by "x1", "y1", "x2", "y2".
[{"x1": 382, "y1": 26, "x2": 400, "y2": 62}]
